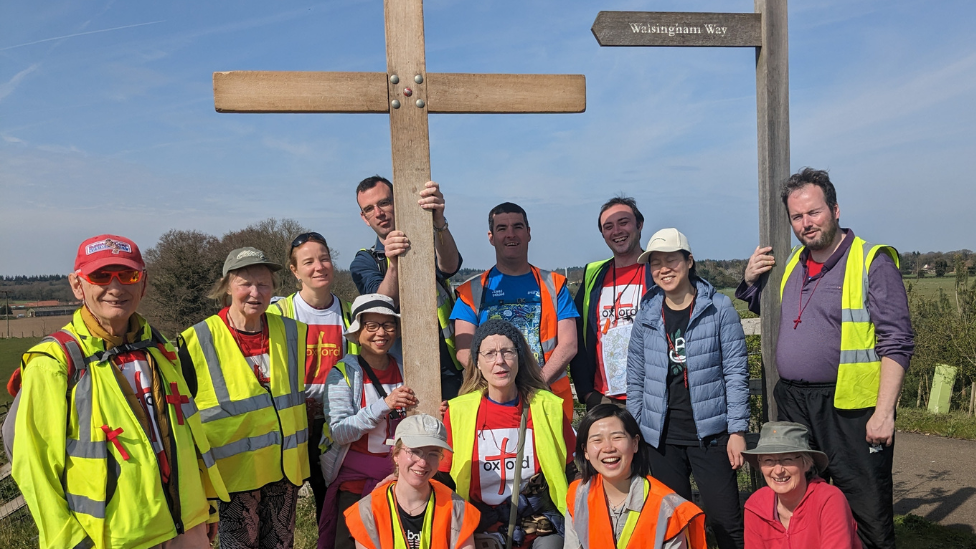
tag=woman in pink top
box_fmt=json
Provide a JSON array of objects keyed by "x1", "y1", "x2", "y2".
[{"x1": 742, "y1": 422, "x2": 862, "y2": 549}]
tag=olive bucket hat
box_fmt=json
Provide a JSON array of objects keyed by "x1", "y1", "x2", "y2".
[{"x1": 741, "y1": 421, "x2": 829, "y2": 473}]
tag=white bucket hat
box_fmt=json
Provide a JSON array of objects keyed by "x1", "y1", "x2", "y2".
[{"x1": 343, "y1": 293, "x2": 400, "y2": 342}]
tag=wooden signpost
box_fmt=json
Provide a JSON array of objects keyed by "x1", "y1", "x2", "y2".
[
  {"x1": 593, "y1": 0, "x2": 791, "y2": 420},
  {"x1": 213, "y1": 1, "x2": 585, "y2": 415}
]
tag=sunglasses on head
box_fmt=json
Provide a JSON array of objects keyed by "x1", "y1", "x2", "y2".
[
  {"x1": 291, "y1": 232, "x2": 327, "y2": 250},
  {"x1": 80, "y1": 269, "x2": 144, "y2": 286}
]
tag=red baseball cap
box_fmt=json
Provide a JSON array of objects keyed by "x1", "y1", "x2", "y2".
[{"x1": 74, "y1": 235, "x2": 145, "y2": 275}]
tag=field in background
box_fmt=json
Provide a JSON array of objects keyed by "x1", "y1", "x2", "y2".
[
  {"x1": 0, "y1": 315, "x2": 72, "y2": 340},
  {"x1": 0, "y1": 338, "x2": 41, "y2": 407}
]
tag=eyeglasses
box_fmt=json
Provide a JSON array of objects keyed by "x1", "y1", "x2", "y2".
[
  {"x1": 404, "y1": 447, "x2": 443, "y2": 463},
  {"x1": 361, "y1": 198, "x2": 393, "y2": 219},
  {"x1": 479, "y1": 348, "x2": 517, "y2": 362},
  {"x1": 648, "y1": 255, "x2": 686, "y2": 270},
  {"x1": 291, "y1": 232, "x2": 327, "y2": 250},
  {"x1": 759, "y1": 455, "x2": 802, "y2": 468},
  {"x1": 363, "y1": 321, "x2": 398, "y2": 333},
  {"x1": 80, "y1": 269, "x2": 144, "y2": 286}
]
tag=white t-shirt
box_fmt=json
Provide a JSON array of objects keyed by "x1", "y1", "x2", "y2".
[{"x1": 292, "y1": 292, "x2": 346, "y2": 411}]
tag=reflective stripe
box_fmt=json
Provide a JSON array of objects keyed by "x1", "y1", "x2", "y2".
[
  {"x1": 65, "y1": 374, "x2": 106, "y2": 459},
  {"x1": 192, "y1": 321, "x2": 232, "y2": 403},
  {"x1": 181, "y1": 398, "x2": 199, "y2": 421},
  {"x1": 842, "y1": 308, "x2": 872, "y2": 323},
  {"x1": 840, "y1": 348, "x2": 880, "y2": 364},
  {"x1": 358, "y1": 497, "x2": 383, "y2": 548},
  {"x1": 274, "y1": 390, "x2": 306, "y2": 411},
  {"x1": 541, "y1": 337, "x2": 557, "y2": 354},
  {"x1": 72, "y1": 538, "x2": 95, "y2": 549},
  {"x1": 573, "y1": 481, "x2": 591, "y2": 549},
  {"x1": 654, "y1": 493, "x2": 685, "y2": 548},
  {"x1": 66, "y1": 492, "x2": 106, "y2": 519},
  {"x1": 469, "y1": 277, "x2": 484, "y2": 317},
  {"x1": 282, "y1": 428, "x2": 309, "y2": 450},
  {"x1": 210, "y1": 431, "x2": 282, "y2": 460},
  {"x1": 200, "y1": 449, "x2": 217, "y2": 468},
  {"x1": 282, "y1": 317, "x2": 301, "y2": 400},
  {"x1": 198, "y1": 394, "x2": 274, "y2": 423}
]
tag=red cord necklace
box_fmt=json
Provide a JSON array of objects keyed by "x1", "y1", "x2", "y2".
[{"x1": 793, "y1": 273, "x2": 823, "y2": 329}]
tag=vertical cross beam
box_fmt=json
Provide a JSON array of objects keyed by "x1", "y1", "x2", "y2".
[
  {"x1": 383, "y1": 0, "x2": 440, "y2": 416},
  {"x1": 755, "y1": 0, "x2": 789, "y2": 421}
]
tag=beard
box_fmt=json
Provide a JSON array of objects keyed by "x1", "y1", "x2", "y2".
[{"x1": 803, "y1": 219, "x2": 840, "y2": 251}]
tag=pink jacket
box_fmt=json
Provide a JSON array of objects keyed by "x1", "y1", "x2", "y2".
[{"x1": 744, "y1": 478, "x2": 863, "y2": 549}]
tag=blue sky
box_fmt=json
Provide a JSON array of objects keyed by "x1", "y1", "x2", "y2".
[{"x1": 2, "y1": 0, "x2": 974, "y2": 275}]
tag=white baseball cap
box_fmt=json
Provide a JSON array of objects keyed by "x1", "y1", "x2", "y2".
[{"x1": 637, "y1": 228, "x2": 692, "y2": 264}]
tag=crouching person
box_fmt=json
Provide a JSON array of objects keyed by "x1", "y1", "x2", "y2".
[
  {"x1": 344, "y1": 414, "x2": 480, "y2": 549},
  {"x1": 12, "y1": 235, "x2": 228, "y2": 548}
]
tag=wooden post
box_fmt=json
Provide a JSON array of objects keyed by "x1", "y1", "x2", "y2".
[
  {"x1": 969, "y1": 381, "x2": 975, "y2": 416},
  {"x1": 755, "y1": 0, "x2": 790, "y2": 422},
  {"x1": 213, "y1": 1, "x2": 585, "y2": 415}
]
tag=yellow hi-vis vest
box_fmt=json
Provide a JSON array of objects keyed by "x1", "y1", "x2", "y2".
[
  {"x1": 447, "y1": 390, "x2": 569, "y2": 514},
  {"x1": 780, "y1": 236, "x2": 899, "y2": 409},
  {"x1": 180, "y1": 313, "x2": 310, "y2": 492},
  {"x1": 13, "y1": 310, "x2": 228, "y2": 549}
]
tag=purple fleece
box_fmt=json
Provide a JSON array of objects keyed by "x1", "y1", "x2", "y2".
[{"x1": 736, "y1": 229, "x2": 913, "y2": 383}]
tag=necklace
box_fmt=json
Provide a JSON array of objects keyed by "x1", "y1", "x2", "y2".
[
  {"x1": 395, "y1": 483, "x2": 431, "y2": 515},
  {"x1": 603, "y1": 263, "x2": 645, "y2": 334},
  {"x1": 663, "y1": 294, "x2": 695, "y2": 389},
  {"x1": 792, "y1": 267, "x2": 824, "y2": 329},
  {"x1": 478, "y1": 395, "x2": 522, "y2": 451}
]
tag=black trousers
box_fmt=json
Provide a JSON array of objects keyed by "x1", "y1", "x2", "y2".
[
  {"x1": 307, "y1": 418, "x2": 327, "y2": 518},
  {"x1": 775, "y1": 379, "x2": 895, "y2": 549},
  {"x1": 646, "y1": 439, "x2": 744, "y2": 549}
]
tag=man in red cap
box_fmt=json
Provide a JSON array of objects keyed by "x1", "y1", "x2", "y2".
[{"x1": 11, "y1": 234, "x2": 228, "y2": 549}]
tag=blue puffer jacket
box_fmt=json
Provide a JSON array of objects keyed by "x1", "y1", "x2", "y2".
[{"x1": 626, "y1": 277, "x2": 749, "y2": 448}]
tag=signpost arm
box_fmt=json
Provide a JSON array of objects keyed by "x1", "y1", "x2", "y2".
[{"x1": 755, "y1": 0, "x2": 790, "y2": 421}]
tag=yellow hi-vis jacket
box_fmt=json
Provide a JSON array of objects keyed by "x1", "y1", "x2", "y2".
[
  {"x1": 447, "y1": 390, "x2": 569, "y2": 514},
  {"x1": 180, "y1": 313, "x2": 310, "y2": 492},
  {"x1": 781, "y1": 236, "x2": 899, "y2": 409},
  {"x1": 13, "y1": 310, "x2": 227, "y2": 549}
]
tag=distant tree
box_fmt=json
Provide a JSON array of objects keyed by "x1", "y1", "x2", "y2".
[{"x1": 935, "y1": 259, "x2": 949, "y2": 278}]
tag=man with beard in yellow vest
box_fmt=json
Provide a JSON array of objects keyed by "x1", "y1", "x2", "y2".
[
  {"x1": 12, "y1": 234, "x2": 227, "y2": 548},
  {"x1": 736, "y1": 168, "x2": 914, "y2": 549}
]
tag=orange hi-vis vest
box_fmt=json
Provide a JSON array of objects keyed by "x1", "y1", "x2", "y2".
[
  {"x1": 344, "y1": 479, "x2": 481, "y2": 549},
  {"x1": 454, "y1": 265, "x2": 567, "y2": 365},
  {"x1": 567, "y1": 475, "x2": 707, "y2": 549}
]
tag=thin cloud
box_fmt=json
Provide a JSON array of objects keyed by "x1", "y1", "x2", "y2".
[
  {"x1": 0, "y1": 21, "x2": 166, "y2": 51},
  {"x1": 0, "y1": 64, "x2": 40, "y2": 101}
]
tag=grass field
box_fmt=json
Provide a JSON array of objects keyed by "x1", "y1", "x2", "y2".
[{"x1": 0, "y1": 337, "x2": 40, "y2": 407}]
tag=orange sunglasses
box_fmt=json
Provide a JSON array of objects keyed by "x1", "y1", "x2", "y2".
[{"x1": 80, "y1": 269, "x2": 144, "y2": 286}]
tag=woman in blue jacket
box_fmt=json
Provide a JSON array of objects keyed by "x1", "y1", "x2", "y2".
[{"x1": 626, "y1": 228, "x2": 749, "y2": 549}]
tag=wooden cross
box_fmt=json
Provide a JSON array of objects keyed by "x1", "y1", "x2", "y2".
[
  {"x1": 592, "y1": 0, "x2": 790, "y2": 420},
  {"x1": 213, "y1": 1, "x2": 586, "y2": 416}
]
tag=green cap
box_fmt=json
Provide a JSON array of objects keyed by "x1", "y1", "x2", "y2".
[{"x1": 222, "y1": 247, "x2": 282, "y2": 277}]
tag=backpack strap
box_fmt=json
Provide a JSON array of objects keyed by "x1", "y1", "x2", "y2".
[
  {"x1": 46, "y1": 330, "x2": 88, "y2": 389},
  {"x1": 367, "y1": 246, "x2": 389, "y2": 277}
]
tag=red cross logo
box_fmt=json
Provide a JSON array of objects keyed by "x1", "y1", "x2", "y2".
[
  {"x1": 166, "y1": 382, "x2": 189, "y2": 425},
  {"x1": 101, "y1": 424, "x2": 130, "y2": 460},
  {"x1": 484, "y1": 437, "x2": 518, "y2": 495}
]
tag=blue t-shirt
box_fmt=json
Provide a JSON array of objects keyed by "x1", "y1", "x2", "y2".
[{"x1": 450, "y1": 267, "x2": 579, "y2": 363}]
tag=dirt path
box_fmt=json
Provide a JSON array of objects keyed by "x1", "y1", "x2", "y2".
[{"x1": 894, "y1": 431, "x2": 976, "y2": 533}]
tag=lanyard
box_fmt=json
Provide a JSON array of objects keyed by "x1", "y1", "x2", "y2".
[
  {"x1": 663, "y1": 297, "x2": 694, "y2": 389},
  {"x1": 387, "y1": 483, "x2": 435, "y2": 549},
  {"x1": 611, "y1": 477, "x2": 651, "y2": 549}
]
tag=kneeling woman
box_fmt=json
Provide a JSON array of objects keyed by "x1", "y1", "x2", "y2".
[
  {"x1": 179, "y1": 247, "x2": 309, "y2": 548},
  {"x1": 441, "y1": 319, "x2": 576, "y2": 549},
  {"x1": 565, "y1": 405, "x2": 706, "y2": 549},
  {"x1": 345, "y1": 414, "x2": 480, "y2": 549}
]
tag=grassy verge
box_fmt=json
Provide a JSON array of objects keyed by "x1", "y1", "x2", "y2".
[
  {"x1": 896, "y1": 514, "x2": 976, "y2": 548},
  {"x1": 897, "y1": 408, "x2": 976, "y2": 441},
  {"x1": 0, "y1": 337, "x2": 41, "y2": 407}
]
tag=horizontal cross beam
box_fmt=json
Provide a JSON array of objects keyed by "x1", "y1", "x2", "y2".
[
  {"x1": 592, "y1": 11, "x2": 761, "y2": 47},
  {"x1": 214, "y1": 71, "x2": 586, "y2": 114}
]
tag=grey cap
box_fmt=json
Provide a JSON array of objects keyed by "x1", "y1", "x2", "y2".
[
  {"x1": 388, "y1": 413, "x2": 452, "y2": 452},
  {"x1": 742, "y1": 421, "x2": 829, "y2": 473},
  {"x1": 343, "y1": 293, "x2": 400, "y2": 342},
  {"x1": 222, "y1": 247, "x2": 283, "y2": 277},
  {"x1": 637, "y1": 227, "x2": 692, "y2": 264}
]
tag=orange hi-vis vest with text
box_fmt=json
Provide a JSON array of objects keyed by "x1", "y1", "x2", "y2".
[
  {"x1": 344, "y1": 479, "x2": 480, "y2": 549},
  {"x1": 567, "y1": 475, "x2": 706, "y2": 549},
  {"x1": 455, "y1": 265, "x2": 567, "y2": 365}
]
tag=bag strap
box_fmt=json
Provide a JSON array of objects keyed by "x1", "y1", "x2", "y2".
[
  {"x1": 357, "y1": 355, "x2": 389, "y2": 400},
  {"x1": 505, "y1": 400, "x2": 529, "y2": 549}
]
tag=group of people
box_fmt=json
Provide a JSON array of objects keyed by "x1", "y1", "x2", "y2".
[{"x1": 7, "y1": 167, "x2": 912, "y2": 549}]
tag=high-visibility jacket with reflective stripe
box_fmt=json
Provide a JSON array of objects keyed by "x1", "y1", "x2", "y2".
[
  {"x1": 780, "y1": 236, "x2": 899, "y2": 409},
  {"x1": 361, "y1": 247, "x2": 463, "y2": 371},
  {"x1": 455, "y1": 266, "x2": 567, "y2": 366},
  {"x1": 13, "y1": 310, "x2": 228, "y2": 549},
  {"x1": 180, "y1": 313, "x2": 310, "y2": 492},
  {"x1": 447, "y1": 390, "x2": 569, "y2": 514},
  {"x1": 344, "y1": 479, "x2": 480, "y2": 549},
  {"x1": 567, "y1": 475, "x2": 706, "y2": 549}
]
